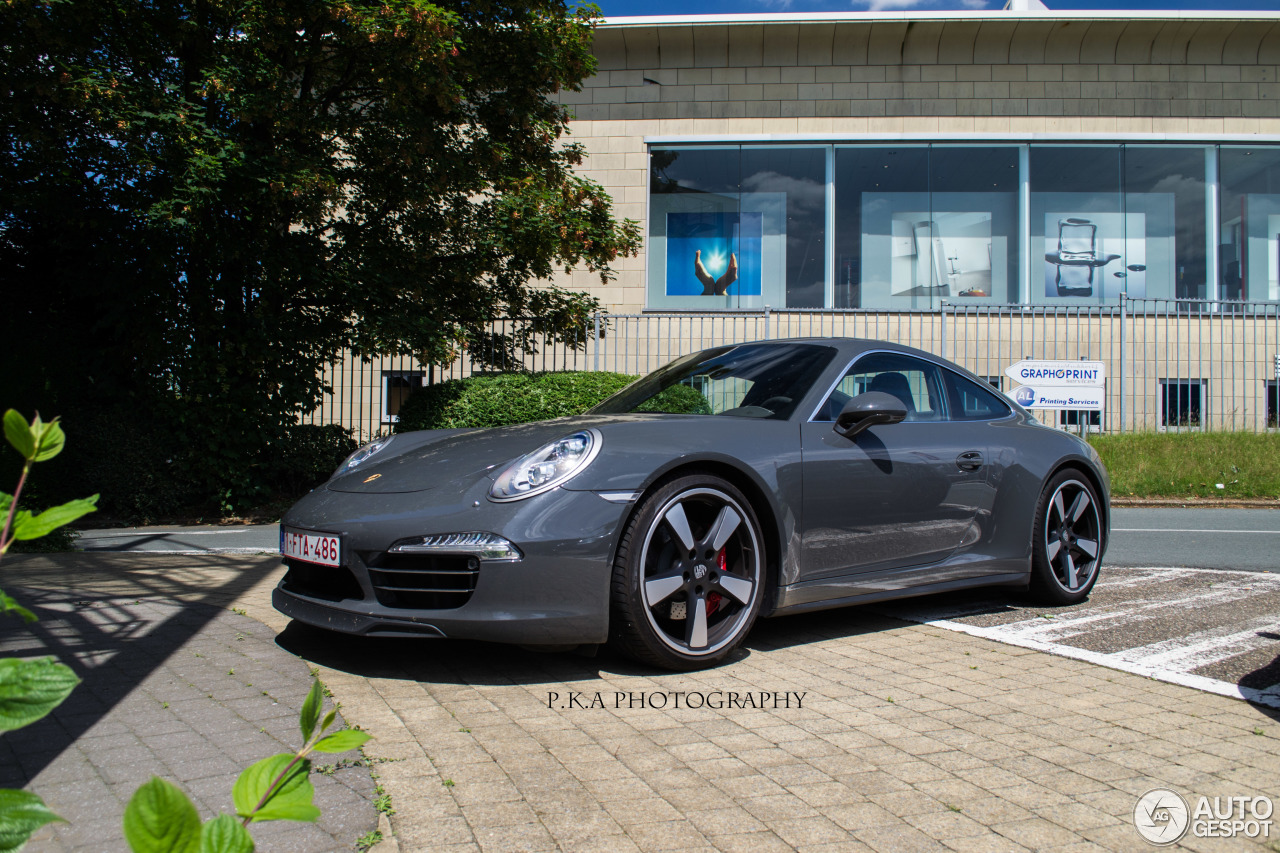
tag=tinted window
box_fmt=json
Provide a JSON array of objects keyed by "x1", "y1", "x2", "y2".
[
  {"x1": 591, "y1": 343, "x2": 836, "y2": 421},
  {"x1": 814, "y1": 352, "x2": 946, "y2": 422},
  {"x1": 944, "y1": 370, "x2": 1012, "y2": 421}
]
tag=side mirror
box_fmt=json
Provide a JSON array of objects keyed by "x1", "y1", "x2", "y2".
[{"x1": 833, "y1": 391, "x2": 908, "y2": 439}]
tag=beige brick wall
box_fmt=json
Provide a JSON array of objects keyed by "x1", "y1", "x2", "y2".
[{"x1": 553, "y1": 16, "x2": 1280, "y2": 314}]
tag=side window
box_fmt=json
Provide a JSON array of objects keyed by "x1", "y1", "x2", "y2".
[
  {"x1": 815, "y1": 353, "x2": 946, "y2": 422},
  {"x1": 944, "y1": 370, "x2": 1012, "y2": 421}
]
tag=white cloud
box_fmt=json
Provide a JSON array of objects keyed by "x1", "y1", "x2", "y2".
[
  {"x1": 849, "y1": 0, "x2": 1001, "y2": 9},
  {"x1": 863, "y1": 0, "x2": 927, "y2": 10}
]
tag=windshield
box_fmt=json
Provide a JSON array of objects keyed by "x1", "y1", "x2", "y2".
[{"x1": 589, "y1": 343, "x2": 837, "y2": 420}]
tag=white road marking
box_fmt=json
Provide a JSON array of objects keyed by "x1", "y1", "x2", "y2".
[
  {"x1": 924, "y1": 616, "x2": 1280, "y2": 710},
  {"x1": 886, "y1": 566, "x2": 1280, "y2": 711},
  {"x1": 1109, "y1": 616, "x2": 1280, "y2": 671},
  {"x1": 1112, "y1": 528, "x2": 1280, "y2": 534}
]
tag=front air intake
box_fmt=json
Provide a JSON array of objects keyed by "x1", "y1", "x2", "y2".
[{"x1": 366, "y1": 552, "x2": 479, "y2": 610}]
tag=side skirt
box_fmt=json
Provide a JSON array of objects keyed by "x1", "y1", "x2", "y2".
[{"x1": 768, "y1": 569, "x2": 1029, "y2": 618}]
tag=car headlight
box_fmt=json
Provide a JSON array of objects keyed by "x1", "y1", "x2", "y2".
[
  {"x1": 489, "y1": 429, "x2": 601, "y2": 501},
  {"x1": 337, "y1": 435, "x2": 395, "y2": 475}
]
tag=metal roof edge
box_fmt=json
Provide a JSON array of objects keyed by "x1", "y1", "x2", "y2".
[
  {"x1": 639, "y1": 132, "x2": 1280, "y2": 144},
  {"x1": 598, "y1": 10, "x2": 1280, "y2": 28}
]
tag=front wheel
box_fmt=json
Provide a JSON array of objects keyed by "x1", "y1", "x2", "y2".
[
  {"x1": 1030, "y1": 470, "x2": 1103, "y2": 605},
  {"x1": 609, "y1": 474, "x2": 765, "y2": 670}
]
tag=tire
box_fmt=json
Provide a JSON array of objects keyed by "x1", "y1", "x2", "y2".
[
  {"x1": 1030, "y1": 469, "x2": 1103, "y2": 605},
  {"x1": 608, "y1": 473, "x2": 765, "y2": 670}
]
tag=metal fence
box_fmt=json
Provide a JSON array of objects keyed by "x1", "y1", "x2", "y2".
[{"x1": 305, "y1": 298, "x2": 1280, "y2": 441}]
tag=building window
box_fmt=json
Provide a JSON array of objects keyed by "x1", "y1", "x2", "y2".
[
  {"x1": 1060, "y1": 410, "x2": 1102, "y2": 431},
  {"x1": 1161, "y1": 379, "x2": 1205, "y2": 429},
  {"x1": 648, "y1": 146, "x2": 826, "y2": 310},
  {"x1": 647, "y1": 140, "x2": 1229, "y2": 311},
  {"x1": 382, "y1": 371, "x2": 424, "y2": 424},
  {"x1": 833, "y1": 145, "x2": 1019, "y2": 310},
  {"x1": 1220, "y1": 147, "x2": 1280, "y2": 303},
  {"x1": 1125, "y1": 146, "x2": 1208, "y2": 302},
  {"x1": 1266, "y1": 380, "x2": 1280, "y2": 429}
]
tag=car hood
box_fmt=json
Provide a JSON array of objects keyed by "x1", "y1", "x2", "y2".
[{"x1": 326, "y1": 415, "x2": 672, "y2": 494}]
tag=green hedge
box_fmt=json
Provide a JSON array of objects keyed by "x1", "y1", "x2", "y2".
[
  {"x1": 396, "y1": 371, "x2": 640, "y2": 431},
  {"x1": 3, "y1": 406, "x2": 360, "y2": 522}
]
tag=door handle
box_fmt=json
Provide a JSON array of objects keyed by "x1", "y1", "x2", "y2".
[{"x1": 956, "y1": 451, "x2": 984, "y2": 471}]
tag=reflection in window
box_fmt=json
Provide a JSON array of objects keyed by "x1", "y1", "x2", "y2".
[
  {"x1": 817, "y1": 352, "x2": 945, "y2": 422},
  {"x1": 944, "y1": 371, "x2": 1011, "y2": 421},
  {"x1": 648, "y1": 147, "x2": 825, "y2": 310},
  {"x1": 592, "y1": 343, "x2": 836, "y2": 421},
  {"x1": 644, "y1": 142, "x2": 1262, "y2": 309},
  {"x1": 1220, "y1": 147, "x2": 1280, "y2": 303},
  {"x1": 833, "y1": 147, "x2": 930, "y2": 309},
  {"x1": 928, "y1": 147, "x2": 1020, "y2": 304},
  {"x1": 1031, "y1": 147, "x2": 1127, "y2": 304},
  {"x1": 1125, "y1": 147, "x2": 1208, "y2": 301}
]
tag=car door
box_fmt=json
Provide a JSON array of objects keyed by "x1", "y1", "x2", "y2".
[{"x1": 800, "y1": 351, "x2": 995, "y2": 579}]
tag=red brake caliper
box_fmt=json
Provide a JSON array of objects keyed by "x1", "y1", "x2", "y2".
[{"x1": 707, "y1": 548, "x2": 727, "y2": 615}]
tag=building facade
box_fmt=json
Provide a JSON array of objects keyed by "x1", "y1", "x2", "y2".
[
  {"x1": 544, "y1": 11, "x2": 1280, "y2": 432},
  {"x1": 314, "y1": 11, "x2": 1280, "y2": 438}
]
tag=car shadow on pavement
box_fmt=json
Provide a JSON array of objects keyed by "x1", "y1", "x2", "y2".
[
  {"x1": 274, "y1": 596, "x2": 1013, "y2": 687},
  {"x1": 1241, "y1": 652, "x2": 1280, "y2": 723}
]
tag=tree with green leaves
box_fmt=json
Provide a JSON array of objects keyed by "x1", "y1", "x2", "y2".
[{"x1": 0, "y1": 0, "x2": 639, "y2": 511}]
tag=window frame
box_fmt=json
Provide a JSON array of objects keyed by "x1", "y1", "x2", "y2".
[
  {"x1": 809, "y1": 349, "x2": 1016, "y2": 425},
  {"x1": 644, "y1": 136, "x2": 1249, "y2": 312},
  {"x1": 381, "y1": 370, "x2": 425, "y2": 425},
  {"x1": 1159, "y1": 378, "x2": 1207, "y2": 431}
]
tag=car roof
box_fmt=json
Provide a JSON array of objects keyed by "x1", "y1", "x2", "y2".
[{"x1": 722, "y1": 336, "x2": 940, "y2": 360}]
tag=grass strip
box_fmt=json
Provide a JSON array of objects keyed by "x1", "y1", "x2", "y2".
[{"x1": 1089, "y1": 432, "x2": 1280, "y2": 501}]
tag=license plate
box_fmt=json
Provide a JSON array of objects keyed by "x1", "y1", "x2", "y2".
[{"x1": 280, "y1": 528, "x2": 341, "y2": 567}]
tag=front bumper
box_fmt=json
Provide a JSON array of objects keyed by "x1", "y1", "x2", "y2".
[{"x1": 273, "y1": 481, "x2": 631, "y2": 645}]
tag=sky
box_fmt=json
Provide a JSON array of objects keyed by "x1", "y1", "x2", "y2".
[{"x1": 594, "y1": 0, "x2": 1280, "y2": 18}]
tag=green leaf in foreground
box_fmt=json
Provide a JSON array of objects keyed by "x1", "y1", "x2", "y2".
[
  {"x1": 1, "y1": 412, "x2": 33, "y2": 461},
  {"x1": 199, "y1": 814, "x2": 254, "y2": 853},
  {"x1": 11, "y1": 496, "x2": 98, "y2": 541},
  {"x1": 0, "y1": 788, "x2": 65, "y2": 852},
  {"x1": 299, "y1": 680, "x2": 321, "y2": 742},
  {"x1": 311, "y1": 729, "x2": 371, "y2": 754},
  {"x1": 232, "y1": 754, "x2": 318, "y2": 824},
  {"x1": 30, "y1": 419, "x2": 65, "y2": 463},
  {"x1": 0, "y1": 591, "x2": 36, "y2": 625},
  {"x1": 122, "y1": 777, "x2": 201, "y2": 853},
  {"x1": 0, "y1": 657, "x2": 79, "y2": 732}
]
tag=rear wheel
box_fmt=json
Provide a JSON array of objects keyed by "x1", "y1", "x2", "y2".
[
  {"x1": 609, "y1": 474, "x2": 765, "y2": 670},
  {"x1": 1030, "y1": 470, "x2": 1103, "y2": 605}
]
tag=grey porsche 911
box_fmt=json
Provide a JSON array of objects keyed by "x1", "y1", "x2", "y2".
[{"x1": 275, "y1": 338, "x2": 1109, "y2": 670}]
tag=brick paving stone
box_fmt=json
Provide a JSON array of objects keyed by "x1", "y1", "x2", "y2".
[
  {"x1": 0, "y1": 557, "x2": 376, "y2": 852},
  {"x1": 15, "y1": 553, "x2": 1280, "y2": 852}
]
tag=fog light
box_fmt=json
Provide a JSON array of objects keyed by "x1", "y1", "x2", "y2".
[{"x1": 389, "y1": 532, "x2": 523, "y2": 562}]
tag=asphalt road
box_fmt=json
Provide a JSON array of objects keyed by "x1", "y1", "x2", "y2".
[
  {"x1": 76, "y1": 508, "x2": 1280, "y2": 571},
  {"x1": 76, "y1": 524, "x2": 280, "y2": 554},
  {"x1": 73, "y1": 508, "x2": 1280, "y2": 707},
  {"x1": 1105, "y1": 507, "x2": 1280, "y2": 572}
]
